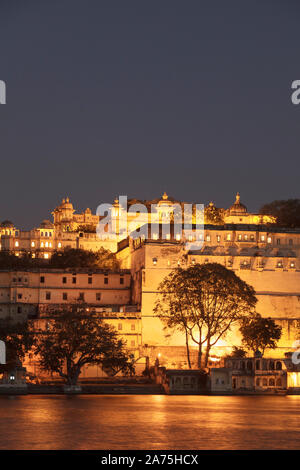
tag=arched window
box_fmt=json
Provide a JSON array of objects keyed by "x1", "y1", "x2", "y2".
[
  {"x1": 276, "y1": 378, "x2": 282, "y2": 387},
  {"x1": 256, "y1": 378, "x2": 260, "y2": 386},
  {"x1": 269, "y1": 378, "x2": 275, "y2": 387},
  {"x1": 276, "y1": 362, "x2": 282, "y2": 371},
  {"x1": 262, "y1": 378, "x2": 268, "y2": 386}
]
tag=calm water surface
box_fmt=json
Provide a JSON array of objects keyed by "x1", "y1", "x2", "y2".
[{"x1": 0, "y1": 394, "x2": 300, "y2": 450}]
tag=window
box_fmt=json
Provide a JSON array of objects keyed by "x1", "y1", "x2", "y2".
[
  {"x1": 152, "y1": 258, "x2": 157, "y2": 266},
  {"x1": 45, "y1": 241, "x2": 49, "y2": 247},
  {"x1": 256, "y1": 378, "x2": 260, "y2": 386},
  {"x1": 96, "y1": 293, "x2": 101, "y2": 301},
  {"x1": 250, "y1": 235, "x2": 254, "y2": 241},
  {"x1": 46, "y1": 292, "x2": 51, "y2": 300},
  {"x1": 88, "y1": 276, "x2": 92, "y2": 284},
  {"x1": 62, "y1": 277, "x2": 67, "y2": 284},
  {"x1": 120, "y1": 276, "x2": 124, "y2": 285},
  {"x1": 79, "y1": 292, "x2": 84, "y2": 301},
  {"x1": 41, "y1": 242, "x2": 44, "y2": 248},
  {"x1": 72, "y1": 277, "x2": 76, "y2": 284},
  {"x1": 31, "y1": 241, "x2": 35, "y2": 247},
  {"x1": 261, "y1": 235, "x2": 265, "y2": 242},
  {"x1": 277, "y1": 261, "x2": 283, "y2": 268},
  {"x1": 217, "y1": 235, "x2": 221, "y2": 243},
  {"x1": 267, "y1": 236, "x2": 272, "y2": 243},
  {"x1": 17, "y1": 306, "x2": 22, "y2": 314},
  {"x1": 152, "y1": 233, "x2": 158, "y2": 240},
  {"x1": 18, "y1": 277, "x2": 22, "y2": 282},
  {"x1": 244, "y1": 235, "x2": 248, "y2": 241},
  {"x1": 276, "y1": 361, "x2": 282, "y2": 371},
  {"x1": 17, "y1": 293, "x2": 22, "y2": 299},
  {"x1": 58, "y1": 242, "x2": 62, "y2": 248},
  {"x1": 15, "y1": 241, "x2": 19, "y2": 247},
  {"x1": 40, "y1": 276, "x2": 45, "y2": 283},
  {"x1": 263, "y1": 378, "x2": 268, "y2": 387},
  {"x1": 175, "y1": 234, "x2": 181, "y2": 241},
  {"x1": 206, "y1": 235, "x2": 211, "y2": 242},
  {"x1": 131, "y1": 340, "x2": 135, "y2": 347},
  {"x1": 166, "y1": 233, "x2": 171, "y2": 240},
  {"x1": 62, "y1": 293, "x2": 67, "y2": 301},
  {"x1": 226, "y1": 234, "x2": 231, "y2": 241},
  {"x1": 44, "y1": 253, "x2": 49, "y2": 259},
  {"x1": 131, "y1": 324, "x2": 135, "y2": 331},
  {"x1": 277, "y1": 239, "x2": 281, "y2": 245},
  {"x1": 290, "y1": 262, "x2": 296, "y2": 268},
  {"x1": 238, "y1": 234, "x2": 242, "y2": 241},
  {"x1": 289, "y1": 239, "x2": 293, "y2": 246},
  {"x1": 269, "y1": 378, "x2": 275, "y2": 387},
  {"x1": 276, "y1": 378, "x2": 282, "y2": 387},
  {"x1": 104, "y1": 276, "x2": 108, "y2": 284},
  {"x1": 118, "y1": 323, "x2": 122, "y2": 331}
]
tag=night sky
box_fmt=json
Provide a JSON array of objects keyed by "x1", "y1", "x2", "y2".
[{"x1": 0, "y1": 0, "x2": 300, "y2": 229}]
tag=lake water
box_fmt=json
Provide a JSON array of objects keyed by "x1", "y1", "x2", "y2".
[{"x1": 0, "y1": 394, "x2": 300, "y2": 450}]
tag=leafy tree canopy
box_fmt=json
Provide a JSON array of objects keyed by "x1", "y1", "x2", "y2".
[
  {"x1": 49, "y1": 247, "x2": 120, "y2": 270},
  {"x1": 32, "y1": 304, "x2": 134, "y2": 385},
  {"x1": 227, "y1": 346, "x2": 247, "y2": 358},
  {"x1": 259, "y1": 199, "x2": 300, "y2": 228},
  {"x1": 154, "y1": 263, "x2": 257, "y2": 368},
  {"x1": 239, "y1": 313, "x2": 282, "y2": 356},
  {"x1": 204, "y1": 203, "x2": 224, "y2": 225},
  {"x1": 0, "y1": 320, "x2": 35, "y2": 372}
]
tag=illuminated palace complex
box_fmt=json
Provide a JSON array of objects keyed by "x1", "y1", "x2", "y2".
[{"x1": 0, "y1": 193, "x2": 300, "y2": 375}]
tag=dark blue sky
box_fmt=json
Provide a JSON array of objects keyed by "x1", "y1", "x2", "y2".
[{"x1": 0, "y1": 0, "x2": 300, "y2": 229}]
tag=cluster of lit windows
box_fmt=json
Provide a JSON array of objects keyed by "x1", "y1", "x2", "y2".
[
  {"x1": 40, "y1": 241, "x2": 52, "y2": 248},
  {"x1": 40, "y1": 231, "x2": 53, "y2": 237}
]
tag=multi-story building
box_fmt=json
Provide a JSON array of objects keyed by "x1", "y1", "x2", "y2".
[
  {"x1": 116, "y1": 221, "x2": 300, "y2": 365},
  {"x1": 0, "y1": 267, "x2": 142, "y2": 377},
  {"x1": 0, "y1": 192, "x2": 275, "y2": 258},
  {"x1": 1, "y1": 193, "x2": 298, "y2": 371}
]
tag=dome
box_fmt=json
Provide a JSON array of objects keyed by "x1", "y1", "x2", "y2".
[
  {"x1": 0, "y1": 220, "x2": 14, "y2": 228},
  {"x1": 228, "y1": 192, "x2": 247, "y2": 214},
  {"x1": 40, "y1": 219, "x2": 54, "y2": 229},
  {"x1": 59, "y1": 196, "x2": 74, "y2": 210}
]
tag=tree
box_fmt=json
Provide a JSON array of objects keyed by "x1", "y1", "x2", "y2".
[
  {"x1": 227, "y1": 346, "x2": 247, "y2": 358},
  {"x1": 32, "y1": 304, "x2": 134, "y2": 386},
  {"x1": 49, "y1": 247, "x2": 120, "y2": 270},
  {"x1": 259, "y1": 199, "x2": 300, "y2": 228},
  {"x1": 76, "y1": 224, "x2": 96, "y2": 233},
  {"x1": 239, "y1": 313, "x2": 282, "y2": 356},
  {"x1": 154, "y1": 263, "x2": 257, "y2": 368},
  {"x1": 204, "y1": 203, "x2": 224, "y2": 225},
  {"x1": 0, "y1": 320, "x2": 35, "y2": 372}
]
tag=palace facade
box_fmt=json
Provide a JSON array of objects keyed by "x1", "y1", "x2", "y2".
[{"x1": 0, "y1": 193, "x2": 299, "y2": 373}]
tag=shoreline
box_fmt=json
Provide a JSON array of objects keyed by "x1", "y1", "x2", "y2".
[{"x1": 0, "y1": 384, "x2": 299, "y2": 396}]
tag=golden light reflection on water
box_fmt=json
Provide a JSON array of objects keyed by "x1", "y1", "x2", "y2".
[{"x1": 1, "y1": 395, "x2": 300, "y2": 450}]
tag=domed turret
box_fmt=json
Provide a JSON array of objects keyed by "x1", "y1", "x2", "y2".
[{"x1": 228, "y1": 192, "x2": 248, "y2": 215}]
